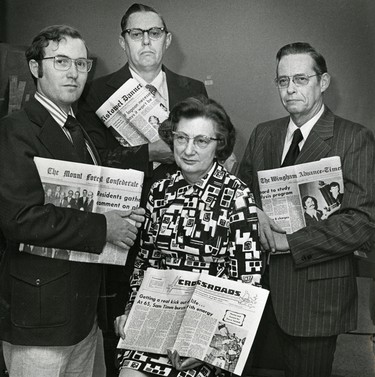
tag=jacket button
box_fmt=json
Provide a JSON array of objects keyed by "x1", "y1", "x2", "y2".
[{"x1": 35, "y1": 279, "x2": 41, "y2": 285}]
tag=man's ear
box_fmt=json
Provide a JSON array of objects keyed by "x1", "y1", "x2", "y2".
[
  {"x1": 29, "y1": 59, "x2": 42, "y2": 78},
  {"x1": 165, "y1": 32, "x2": 172, "y2": 50},
  {"x1": 119, "y1": 35, "x2": 126, "y2": 51},
  {"x1": 320, "y1": 72, "x2": 331, "y2": 93}
]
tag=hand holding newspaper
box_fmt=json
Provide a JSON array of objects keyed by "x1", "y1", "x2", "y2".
[
  {"x1": 20, "y1": 157, "x2": 144, "y2": 265},
  {"x1": 117, "y1": 268, "x2": 269, "y2": 376}
]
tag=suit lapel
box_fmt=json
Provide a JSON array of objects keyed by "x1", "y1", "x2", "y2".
[
  {"x1": 295, "y1": 107, "x2": 334, "y2": 164},
  {"x1": 25, "y1": 98, "x2": 90, "y2": 163},
  {"x1": 265, "y1": 118, "x2": 289, "y2": 169},
  {"x1": 164, "y1": 66, "x2": 190, "y2": 109},
  {"x1": 81, "y1": 127, "x2": 101, "y2": 165},
  {"x1": 106, "y1": 64, "x2": 132, "y2": 90},
  {"x1": 39, "y1": 118, "x2": 83, "y2": 163}
]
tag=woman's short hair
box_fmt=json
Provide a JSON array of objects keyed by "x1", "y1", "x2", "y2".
[
  {"x1": 162, "y1": 95, "x2": 235, "y2": 161},
  {"x1": 329, "y1": 181, "x2": 340, "y2": 190}
]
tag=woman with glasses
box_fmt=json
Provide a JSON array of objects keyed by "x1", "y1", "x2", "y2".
[{"x1": 116, "y1": 96, "x2": 263, "y2": 377}]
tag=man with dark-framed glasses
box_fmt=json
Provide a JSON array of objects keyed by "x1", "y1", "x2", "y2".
[
  {"x1": 77, "y1": 3, "x2": 207, "y2": 200},
  {"x1": 0, "y1": 24, "x2": 145, "y2": 377},
  {"x1": 76, "y1": 4, "x2": 208, "y2": 375},
  {"x1": 238, "y1": 42, "x2": 375, "y2": 376}
]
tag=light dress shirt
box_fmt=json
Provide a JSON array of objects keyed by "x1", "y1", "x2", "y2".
[{"x1": 281, "y1": 104, "x2": 325, "y2": 164}]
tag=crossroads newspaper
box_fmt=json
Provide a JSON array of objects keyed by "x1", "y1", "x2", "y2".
[
  {"x1": 19, "y1": 157, "x2": 144, "y2": 265},
  {"x1": 258, "y1": 156, "x2": 343, "y2": 234},
  {"x1": 117, "y1": 268, "x2": 269, "y2": 376}
]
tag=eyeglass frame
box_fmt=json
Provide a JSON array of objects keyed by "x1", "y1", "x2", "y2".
[
  {"x1": 39, "y1": 56, "x2": 93, "y2": 73},
  {"x1": 122, "y1": 27, "x2": 168, "y2": 40},
  {"x1": 274, "y1": 74, "x2": 320, "y2": 89},
  {"x1": 172, "y1": 131, "x2": 220, "y2": 149}
]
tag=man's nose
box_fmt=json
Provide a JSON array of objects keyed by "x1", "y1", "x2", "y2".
[
  {"x1": 67, "y1": 62, "x2": 79, "y2": 78},
  {"x1": 142, "y1": 31, "x2": 151, "y2": 45},
  {"x1": 286, "y1": 79, "x2": 297, "y2": 93}
]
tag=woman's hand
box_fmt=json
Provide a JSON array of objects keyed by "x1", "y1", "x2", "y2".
[
  {"x1": 256, "y1": 208, "x2": 286, "y2": 252},
  {"x1": 167, "y1": 349, "x2": 203, "y2": 371},
  {"x1": 271, "y1": 231, "x2": 290, "y2": 252},
  {"x1": 114, "y1": 310, "x2": 130, "y2": 340}
]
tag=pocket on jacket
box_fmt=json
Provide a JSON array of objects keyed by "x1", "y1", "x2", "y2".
[
  {"x1": 10, "y1": 262, "x2": 70, "y2": 328},
  {"x1": 307, "y1": 255, "x2": 353, "y2": 281}
]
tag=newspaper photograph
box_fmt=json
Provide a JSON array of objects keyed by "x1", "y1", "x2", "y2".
[
  {"x1": 258, "y1": 156, "x2": 343, "y2": 233},
  {"x1": 118, "y1": 268, "x2": 269, "y2": 376},
  {"x1": 95, "y1": 78, "x2": 169, "y2": 148},
  {"x1": 19, "y1": 157, "x2": 144, "y2": 265}
]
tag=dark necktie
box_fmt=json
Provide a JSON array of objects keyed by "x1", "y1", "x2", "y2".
[
  {"x1": 282, "y1": 128, "x2": 303, "y2": 167},
  {"x1": 145, "y1": 84, "x2": 157, "y2": 96},
  {"x1": 65, "y1": 115, "x2": 87, "y2": 162}
]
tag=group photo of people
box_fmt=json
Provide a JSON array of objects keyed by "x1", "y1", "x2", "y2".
[
  {"x1": 0, "y1": 1, "x2": 374, "y2": 377},
  {"x1": 43, "y1": 184, "x2": 95, "y2": 212}
]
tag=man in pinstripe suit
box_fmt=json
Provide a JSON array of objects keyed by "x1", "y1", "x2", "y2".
[{"x1": 238, "y1": 42, "x2": 375, "y2": 377}]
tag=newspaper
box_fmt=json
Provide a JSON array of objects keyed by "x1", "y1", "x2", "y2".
[
  {"x1": 258, "y1": 156, "x2": 343, "y2": 234},
  {"x1": 118, "y1": 268, "x2": 269, "y2": 376},
  {"x1": 95, "y1": 78, "x2": 169, "y2": 148},
  {"x1": 19, "y1": 157, "x2": 144, "y2": 265}
]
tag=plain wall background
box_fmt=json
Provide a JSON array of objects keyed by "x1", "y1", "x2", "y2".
[{"x1": 2, "y1": 0, "x2": 375, "y2": 161}]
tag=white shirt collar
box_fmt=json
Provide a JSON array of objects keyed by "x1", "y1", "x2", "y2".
[
  {"x1": 129, "y1": 67, "x2": 168, "y2": 105},
  {"x1": 34, "y1": 91, "x2": 74, "y2": 128},
  {"x1": 281, "y1": 104, "x2": 325, "y2": 163},
  {"x1": 287, "y1": 104, "x2": 325, "y2": 142}
]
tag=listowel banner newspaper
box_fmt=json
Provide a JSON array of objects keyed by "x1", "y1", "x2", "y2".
[
  {"x1": 258, "y1": 156, "x2": 343, "y2": 234},
  {"x1": 19, "y1": 157, "x2": 144, "y2": 265},
  {"x1": 95, "y1": 78, "x2": 169, "y2": 147},
  {"x1": 117, "y1": 268, "x2": 269, "y2": 376}
]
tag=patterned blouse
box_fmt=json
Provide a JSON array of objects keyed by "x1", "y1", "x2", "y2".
[{"x1": 127, "y1": 161, "x2": 262, "y2": 309}]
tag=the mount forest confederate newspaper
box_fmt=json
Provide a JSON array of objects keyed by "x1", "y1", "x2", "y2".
[{"x1": 20, "y1": 157, "x2": 144, "y2": 265}]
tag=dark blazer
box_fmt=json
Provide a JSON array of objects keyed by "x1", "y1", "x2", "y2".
[
  {"x1": 238, "y1": 107, "x2": 375, "y2": 337},
  {"x1": 77, "y1": 196, "x2": 88, "y2": 211},
  {"x1": 0, "y1": 98, "x2": 107, "y2": 346},
  {"x1": 86, "y1": 199, "x2": 94, "y2": 212},
  {"x1": 304, "y1": 210, "x2": 323, "y2": 226}
]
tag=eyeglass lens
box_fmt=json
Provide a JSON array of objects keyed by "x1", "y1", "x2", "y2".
[
  {"x1": 275, "y1": 74, "x2": 317, "y2": 88},
  {"x1": 126, "y1": 27, "x2": 165, "y2": 40},
  {"x1": 53, "y1": 57, "x2": 92, "y2": 72},
  {"x1": 173, "y1": 132, "x2": 217, "y2": 149}
]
